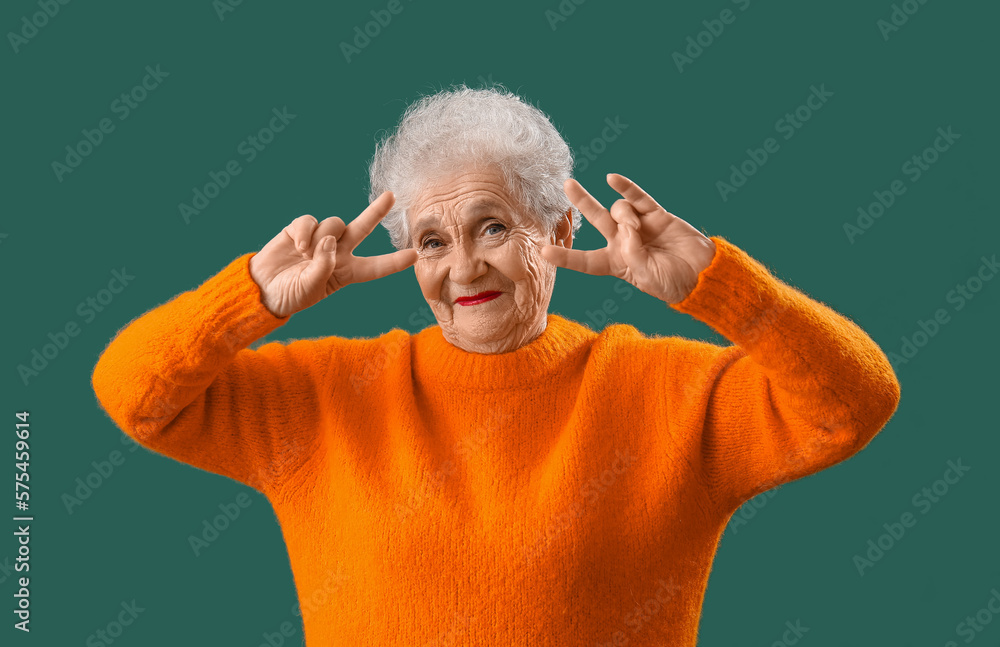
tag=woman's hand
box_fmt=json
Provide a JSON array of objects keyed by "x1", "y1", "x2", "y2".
[
  {"x1": 249, "y1": 191, "x2": 418, "y2": 318},
  {"x1": 538, "y1": 173, "x2": 716, "y2": 305}
]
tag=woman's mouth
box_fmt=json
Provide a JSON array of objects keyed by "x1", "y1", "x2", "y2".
[{"x1": 454, "y1": 291, "x2": 502, "y2": 306}]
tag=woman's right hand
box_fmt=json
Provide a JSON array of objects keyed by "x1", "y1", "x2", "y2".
[{"x1": 249, "y1": 191, "x2": 417, "y2": 318}]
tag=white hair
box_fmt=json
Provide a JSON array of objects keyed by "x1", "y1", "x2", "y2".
[{"x1": 367, "y1": 82, "x2": 583, "y2": 251}]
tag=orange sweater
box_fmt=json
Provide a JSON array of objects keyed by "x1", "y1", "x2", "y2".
[{"x1": 91, "y1": 235, "x2": 900, "y2": 646}]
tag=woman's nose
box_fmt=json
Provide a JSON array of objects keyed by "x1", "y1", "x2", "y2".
[{"x1": 448, "y1": 241, "x2": 488, "y2": 285}]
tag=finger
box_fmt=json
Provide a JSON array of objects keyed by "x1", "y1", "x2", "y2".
[
  {"x1": 564, "y1": 179, "x2": 617, "y2": 242},
  {"x1": 310, "y1": 216, "x2": 347, "y2": 250},
  {"x1": 618, "y1": 223, "x2": 647, "y2": 280},
  {"x1": 301, "y1": 236, "x2": 338, "y2": 287},
  {"x1": 349, "y1": 248, "x2": 419, "y2": 284},
  {"x1": 284, "y1": 215, "x2": 320, "y2": 253},
  {"x1": 340, "y1": 191, "x2": 395, "y2": 253},
  {"x1": 606, "y1": 173, "x2": 665, "y2": 216},
  {"x1": 609, "y1": 199, "x2": 642, "y2": 230},
  {"x1": 538, "y1": 245, "x2": 611, "y2": 276}
]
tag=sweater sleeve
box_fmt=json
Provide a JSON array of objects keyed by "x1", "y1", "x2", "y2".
[
  {"x1": 664, "y1": 236, "x2": 901, "y2": 513},
  {"x1": 90, "y1": 252, "x2": 330, "y2": 499}
]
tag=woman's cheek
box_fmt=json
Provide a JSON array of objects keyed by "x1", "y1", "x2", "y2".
[
  {"x1": 520, "y1": 242, "x2": 550, "y2": 284},
  {"x1": 499, "y1": 232, "x2": 539, "y2": 280},
  {"x1": 510, "y1": 246, "x2": 553, "y2": 310},
  {"x1": 415, "y1": 260, "x2": 442, "y2": 300}
]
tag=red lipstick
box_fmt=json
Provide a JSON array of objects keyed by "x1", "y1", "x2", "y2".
[{"x1": 454, "y1": 291, "x2": 501, "y2": 306}]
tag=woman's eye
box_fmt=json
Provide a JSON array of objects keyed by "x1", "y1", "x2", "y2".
[{"x1": 421, "y1": 223, "x2": 504, "y2": 249}]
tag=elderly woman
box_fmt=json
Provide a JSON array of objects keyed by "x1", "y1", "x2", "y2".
[{"x1": 92, "y1": 85, "x2": 900, "y2": 646}]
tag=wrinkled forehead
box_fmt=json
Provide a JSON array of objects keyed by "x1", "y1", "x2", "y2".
[
  {"x1": 408, "y1": 164, "x2": 522, "y2": 215},
  {"x1": 411, "y1": 195, "x2": 514, "y2": 230}
]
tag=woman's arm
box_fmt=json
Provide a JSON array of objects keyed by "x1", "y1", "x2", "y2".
[
  {"x1": 539, "y1": 174, "x2": 899, "y2": 513},
  {"x1": 90, "y1": 252, "x2": 332, "y2": 499},
  {"x1": 663, "y1": 236, "x2": 901, "y2": 513}
]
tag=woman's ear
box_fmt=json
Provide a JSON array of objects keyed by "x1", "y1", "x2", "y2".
[{"x1": 552, "y1": 208, "x2": 573, "y2": 249}]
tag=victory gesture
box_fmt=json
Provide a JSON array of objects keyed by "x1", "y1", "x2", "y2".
[
  {"x1": 539, "y1": 173, "x2": 717, "y2": 305},
  {"x1": 249, "y1": 191, "x2": 418, "y2": 318}
]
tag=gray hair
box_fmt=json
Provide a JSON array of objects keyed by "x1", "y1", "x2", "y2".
[{"x1": 367, "y1": 83, "x2": 583, "y2": 251}]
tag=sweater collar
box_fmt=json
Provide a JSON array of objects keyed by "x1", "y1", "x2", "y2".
[{"x1": 412, "y1": 313, "x2": 597, "y2": 391}]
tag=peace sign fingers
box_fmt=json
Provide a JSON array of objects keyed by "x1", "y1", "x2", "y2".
[
  {"x1": 338, "y1": 190, "x2": 396, "y2": 254},
  {"x1": 605, "y1": 173, "x2": 667, "y2": 217},
  {"x1": 538, "y1": 245, "x2": 612, "y2": 276},
  {"x1": 563, "y1": 178, "x2": 617, "y2": 242}
]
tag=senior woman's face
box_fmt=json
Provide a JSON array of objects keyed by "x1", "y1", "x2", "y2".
[{"x1": 407, "y1": 167, "x2": 572, "y2": 354}]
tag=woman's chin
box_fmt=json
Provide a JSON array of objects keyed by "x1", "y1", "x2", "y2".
[{"x1": 446, "y1": 307, "x2": 518, "y2": 350}]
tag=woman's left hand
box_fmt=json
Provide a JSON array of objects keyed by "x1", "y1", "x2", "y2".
[{"x1": 538, "y1": 173, "x2": 717, "y2": 305}]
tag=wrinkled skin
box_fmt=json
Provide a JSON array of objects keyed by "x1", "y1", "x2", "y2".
[{"x1": 407, "y1": 166, "x2": 573, "y2": 354}]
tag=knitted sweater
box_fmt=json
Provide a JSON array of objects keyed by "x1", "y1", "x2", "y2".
[{"x1": 91, "y1": 235, "x2": 900, "y2": 646}]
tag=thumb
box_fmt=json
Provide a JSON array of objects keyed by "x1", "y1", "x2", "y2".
[
  {"x1": 301, "y1": 236, "x2": 338, "y2": 288},
  {"x1": 619, "y1": 224, "x2": 648, "y2": 281}
]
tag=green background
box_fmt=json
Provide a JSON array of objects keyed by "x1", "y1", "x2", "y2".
[{"x1": 3, "y1": 0, "x2": 998, "y2": 644}]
